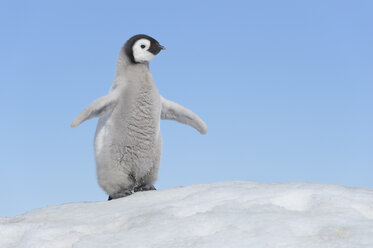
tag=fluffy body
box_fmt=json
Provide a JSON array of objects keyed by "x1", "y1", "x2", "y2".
[
  {"x1": 95, "y1": 63, "x2": 161, "y2": 195},
  {"x1": 71, "y1": 35, "x2": 207, "y2": 198}
]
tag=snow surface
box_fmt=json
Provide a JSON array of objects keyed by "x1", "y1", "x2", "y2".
[{"x1": 1, "y1": 181, "x2": 373, "y2": 248}]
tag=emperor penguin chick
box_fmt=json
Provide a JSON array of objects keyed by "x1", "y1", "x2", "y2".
[{"x1": 71, "y1": 34, "x2": 207, "y2": 200}]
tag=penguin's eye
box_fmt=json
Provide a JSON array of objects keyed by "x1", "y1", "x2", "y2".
[{"x1": 140, "y1": 45, "x2": 146, "y2": 49}]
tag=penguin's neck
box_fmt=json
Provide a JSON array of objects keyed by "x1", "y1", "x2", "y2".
[
  {"x1": 115, "y1": 50, "x2": 130, "y2": 76},
  {"x1": 111, "y1": 49, "x2": 151, "y2": 90},
  {"x1": 115, "y1": 49, "x2": 149, "y2": 77}
]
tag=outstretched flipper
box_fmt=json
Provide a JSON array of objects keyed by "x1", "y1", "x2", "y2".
[
  {"x1": 71, "y1": 92, "x2": 118, "y2": 128},
  {"x1": 161, "y1": 96, "x2": 208, "y2": 134}
]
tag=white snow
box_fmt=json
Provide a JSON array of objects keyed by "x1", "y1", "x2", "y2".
[{"x1": 1, "y1": 181, "x2": 373, "y2": 248}]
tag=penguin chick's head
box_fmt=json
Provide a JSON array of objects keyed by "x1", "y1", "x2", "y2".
[{"x1": 124, "y1": 34, "x2": 165, "y2": 64}]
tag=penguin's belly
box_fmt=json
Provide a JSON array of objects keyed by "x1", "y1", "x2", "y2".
[
  {"x1": 94, "y1": 85, "x2": 161, "y2": 186},
  {"x1": 123, "y1": 85, "x2": 160, "y2": 174}
]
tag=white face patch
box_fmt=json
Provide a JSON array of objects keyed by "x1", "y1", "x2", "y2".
[{"x1": 132, "y1": 38, "x2": 155, "y2": 63}]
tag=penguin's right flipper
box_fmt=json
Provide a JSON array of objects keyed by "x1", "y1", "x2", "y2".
[{"x1": 71, "y1": 92, "x2": 118, "y2": 128}]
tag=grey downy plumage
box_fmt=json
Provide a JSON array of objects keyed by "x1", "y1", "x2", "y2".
[{"x1": 71, "y1": 34, "x2": 207, "y2": 200}]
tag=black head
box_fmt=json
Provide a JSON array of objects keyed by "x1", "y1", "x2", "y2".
[{"x1": 124, "y1": 34, "x2": 165, "y2": 64}]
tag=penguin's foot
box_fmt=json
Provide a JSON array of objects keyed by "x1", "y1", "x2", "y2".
[
  {"x1": 134, "y1": 184, "x2": 156, "y2": 192},
  {"x1": 108, "y1": 189, "x2": 132, "y2": 201}
]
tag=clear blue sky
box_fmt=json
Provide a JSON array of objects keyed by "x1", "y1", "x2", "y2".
[{"x1": 1, "y1": 0, "x2": 372, "y2": 216}]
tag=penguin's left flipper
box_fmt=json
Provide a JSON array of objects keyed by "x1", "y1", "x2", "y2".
[
  {"x1": 71, "y1": 92, "x2": 118, "y2": 128},
  {"x1": 160, "y1": 96, "x2": 208, "y2": 134}
]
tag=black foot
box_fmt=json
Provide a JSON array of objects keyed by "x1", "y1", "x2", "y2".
[
  {"x1": 134, "y1": 184, "x2": 156, "y2": 192},
  {"x1": 108, "y1": 189, "x2": 132, "y2": 201}
]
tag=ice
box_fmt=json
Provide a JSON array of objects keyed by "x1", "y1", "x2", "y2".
[{"x1": 1, "y1": 181, "x2": 373, "y2": 248}]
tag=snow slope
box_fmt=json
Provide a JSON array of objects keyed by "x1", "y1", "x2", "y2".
[{"x1": 1, "y1": 181, "x2": 373, "y2": 248}]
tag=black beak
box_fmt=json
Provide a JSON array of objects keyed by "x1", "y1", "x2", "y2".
[{"x1": 149, "y1": 43, "x2": 166, "y2": 55}]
